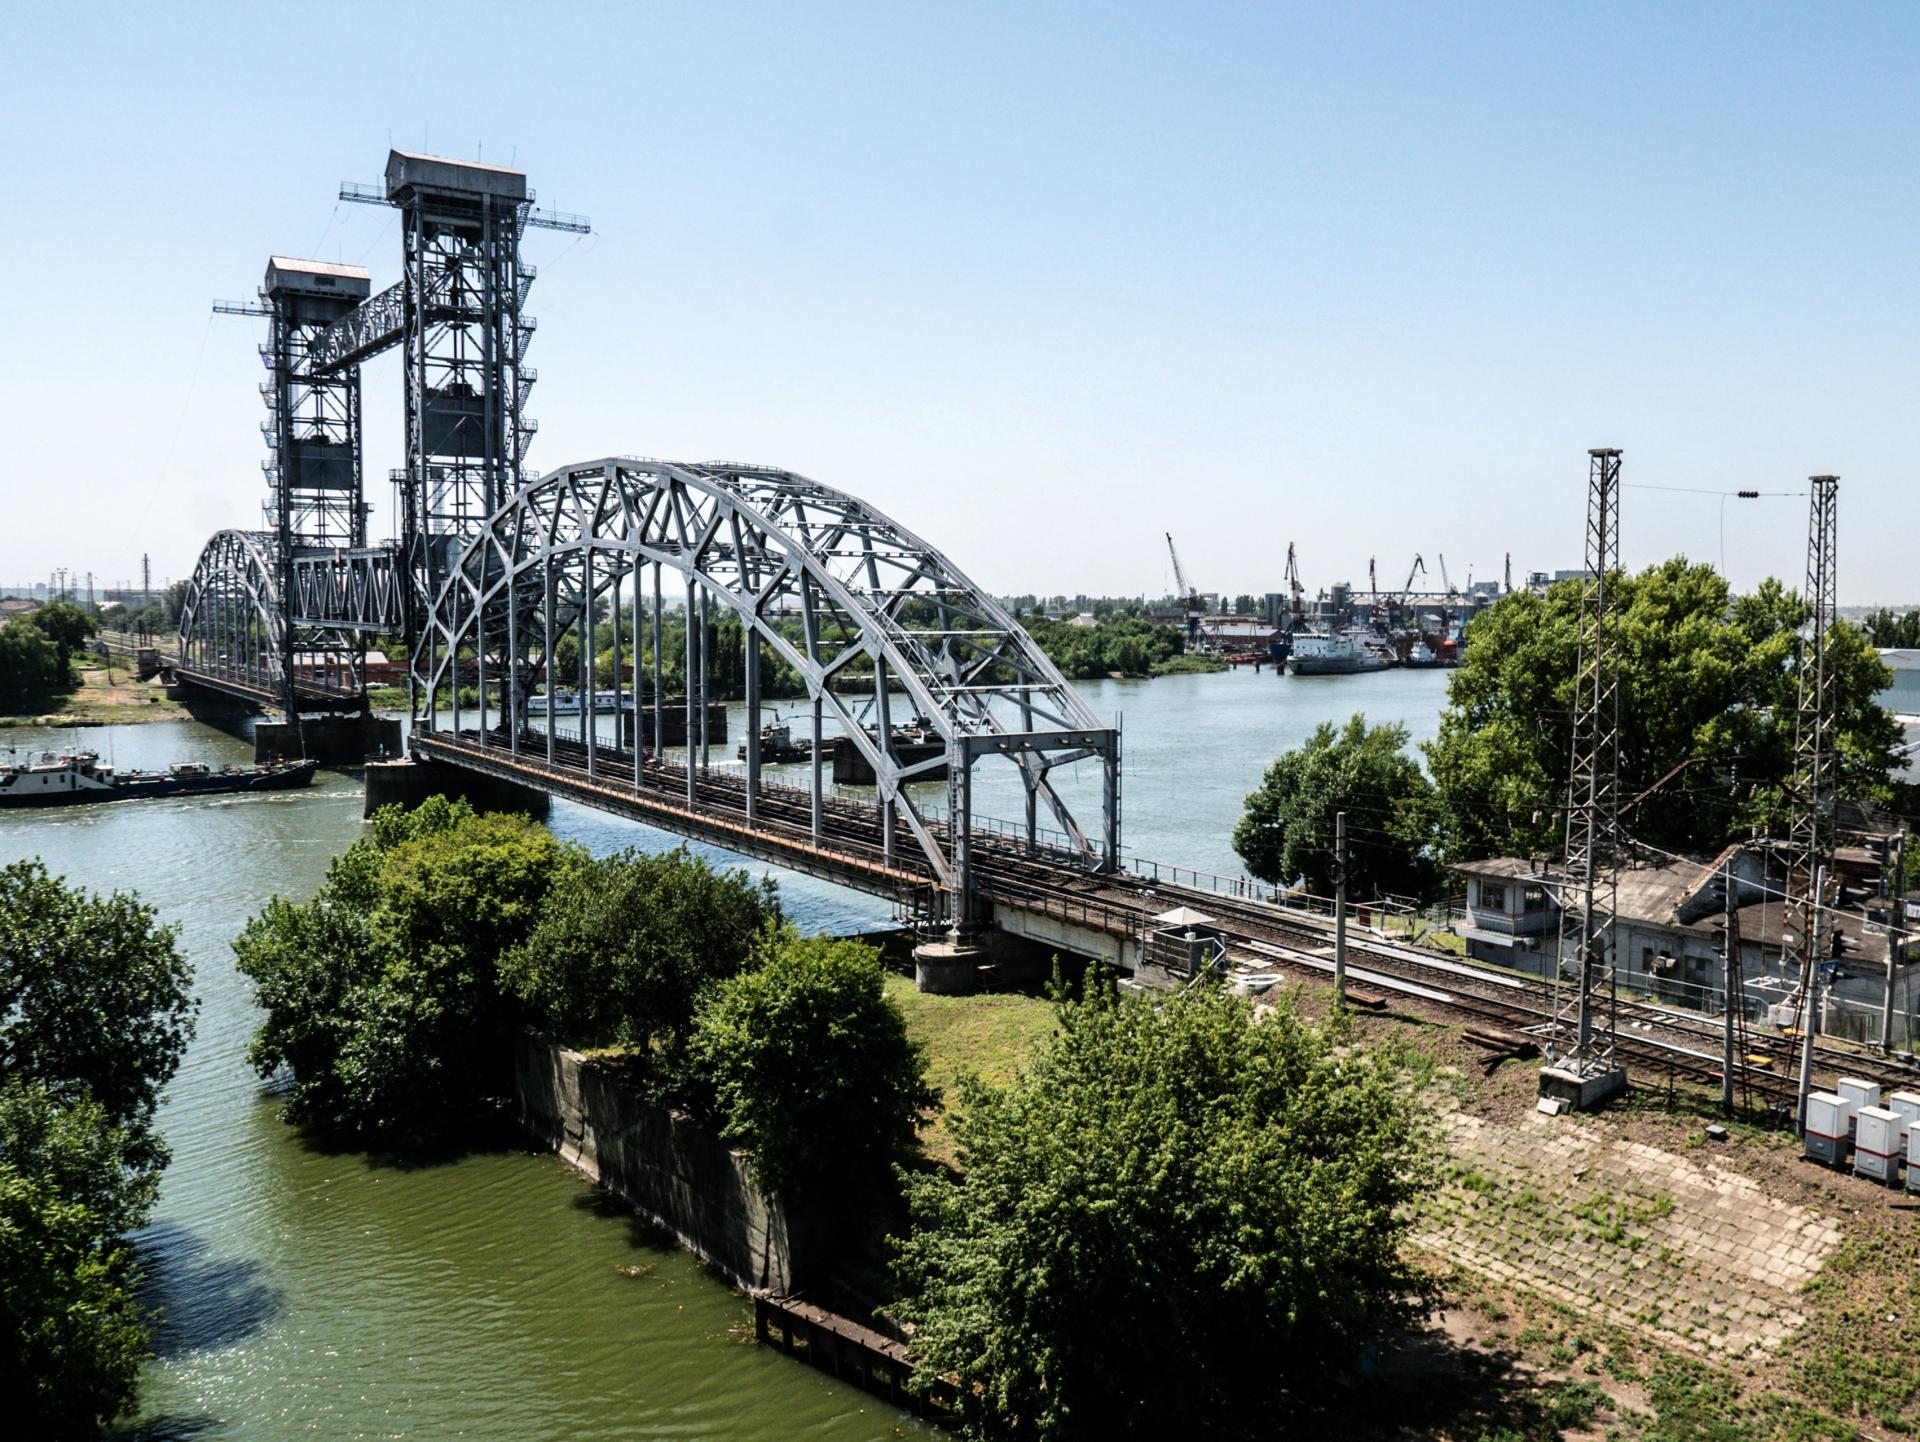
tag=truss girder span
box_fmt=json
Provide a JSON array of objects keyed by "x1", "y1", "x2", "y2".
[
  {"x1": 419, "y1": 456, "x2": 1121, "y2": 912},
  {"x1": 178, "y1": 529, "x2": 368, "y2": 710},
  {"x1": 290, "y1": 546, "x2": 404, "y2": 632}
]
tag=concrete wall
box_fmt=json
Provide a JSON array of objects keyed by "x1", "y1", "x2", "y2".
[{"x1": 511, "y1": 1031, "x2": 802, "y2": 1293}]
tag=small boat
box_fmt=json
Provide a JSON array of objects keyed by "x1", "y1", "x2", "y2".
[
  {"x1": 0, "y1": 750, "x2": 317, "y2": 808},
  {"x1": 527, "y1": 688, "x2": 633, "y2": 714}
]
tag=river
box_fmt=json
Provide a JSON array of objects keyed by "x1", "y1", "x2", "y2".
[{"x1": 0, "y1": 664, "x2": 1449, "y2": 1440}]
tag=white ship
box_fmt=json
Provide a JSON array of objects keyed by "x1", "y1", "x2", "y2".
[{"x1": 1286, "y1": 629, "x2": 1392, "y2": 676}]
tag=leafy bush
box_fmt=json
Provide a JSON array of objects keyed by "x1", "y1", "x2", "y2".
[
  {"x1": 893, "y1": 980, "x2": 1430, "y2": 1442},
  {"x1": 689, "y1": 932, "x2": 936, "y2": 1202},
  {"x1": 0, "y1": 1165, "x2": 149, "y2": 1436},
  {"x1": 502, "y1": 846, "x2": 779, "y2": 1060}
]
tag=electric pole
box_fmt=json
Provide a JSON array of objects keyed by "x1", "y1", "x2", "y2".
[
  {"x1": 1786, "y1": 476, "x2": 1838, "y2": 1130},
  {"x1": 1722, "y1": 857, "x2": 1739, "y2": 1116},
  {"x1": 1543, "y1": 448, "x2": 1627, "y2": 1109},
  {"x1": 1796, "y1": 863, "x2": 1830, "y2": 1131},
  {"x1": 1333, "y1": 810, "x2": 1348, "y2": 1007},
  {"x1": 1881, "y1": 825, "x2": 1908, "y2": 1052}
]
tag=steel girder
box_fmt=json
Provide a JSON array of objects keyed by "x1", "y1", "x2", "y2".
[
  {"x1": 289, "y1": 545, "x2": 404, "y2": 631},
  {"x1": 418, "y1": 456, "x2": 1121, "y2": 896}
]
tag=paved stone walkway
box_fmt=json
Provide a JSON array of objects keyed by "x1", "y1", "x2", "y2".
[{"x1": 1416, "y1": 1108, "x2": 1841, "y2": 1359}]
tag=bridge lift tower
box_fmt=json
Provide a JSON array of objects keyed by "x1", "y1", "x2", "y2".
[
  {"x1": 209, "y1": 256, "x2": 375, "y2": 714},
  {"x1": 318, "y1": 151, "x2": 589, "y2": 712}
]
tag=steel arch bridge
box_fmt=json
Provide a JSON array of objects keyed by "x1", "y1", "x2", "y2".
[
  {"x1": 177, "y1": 148, "x2": 1122, "y2": 938},
  {"x1": 417, "y1": 456, "x2": 1120, "y2": 921}
]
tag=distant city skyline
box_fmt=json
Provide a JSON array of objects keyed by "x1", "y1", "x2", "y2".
[{"x1": 5, "y1": 2, "x2": 1915, "y2": 604}]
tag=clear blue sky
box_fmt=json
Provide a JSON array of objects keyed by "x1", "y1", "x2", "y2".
[{"x1": 5, "y1": 1, "x2": 1914, "y2": 603}]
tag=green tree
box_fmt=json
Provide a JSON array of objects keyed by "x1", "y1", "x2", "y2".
[
  {"x1": 502, "y1": 846, "x2": 780, "y2": 1060},
  {"x1": 236, "y1": 798, "x2": 574, "y2": 1138},
  {"x1": 1233, "y1": 713, "x2": 1439, "y2": 898},
  {"x1": 31, "y1": 600, "x2": 96, "y2": 675},
  {"x1": 0, "y1": 859, "x2": 195, "y2": 1164},
  {"x1": 0, "y1": 863, "x2": 194, "y2": 1434},
  {"x1": 160, "y1": 578, "x2": 191, "y2": 630},
  {"x1": 688, "y1": 932, "x2": 935, "y2": 1204},
  {"x1": 0, "y1": 616, "x2": 61, "y2": 708},
  {"x1": 1863, "y1": 607, "x2": 1920, "y2": 647},
  {"x1": 893, "y1": 981, "x2": 1429, "y2": 1442},
  {"x1": 1427, "y1": 561, "x2": 1901, "y2": 861},
  {"x1": 0, "y1": 1165, "x2": 149, "y2": 1437}
]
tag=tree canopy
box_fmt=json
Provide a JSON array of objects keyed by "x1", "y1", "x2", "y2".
[
  {"x1": 236, "y1": 797, "x2": 575, "y2": 1138},
  {"x1": 1426, "y1": 560, "x2": 1900, "y2": 862},
  {"x1": 893, "y1": 980, "x2": 1429, "y2": 1442},
  {"x1": 0, "y1": 862, "x2": 194, "y2": 1434},
  {"x1": 0, "y1": 859, "x2": 195, "y2": 1162},
  {"x1": 0, "y1": 616, "x2": 62, "y2": 708},
  {"x1": 502, "y1": 846, "x2": 780, "y2": 1059},
  {"x1": 31, "y1": 600, "x2": 95, "y2": 673},
  {"x1": 1021, "y1": 612, "x2": 1187, "y2": 679},
  {"x1": 688, "y1": 931, "x2": 935, "y2": 1204},
  {"x1": 1864, "y1": 607, "x2": 1920, "y2": 648},
  {"x1": 1233, "y1": 714, "x2": 1438, "y2": 898}
]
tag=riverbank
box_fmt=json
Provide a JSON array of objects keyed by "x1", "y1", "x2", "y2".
[{"x1": 0, "y1": 663, "x2": 188, "y2": 728}]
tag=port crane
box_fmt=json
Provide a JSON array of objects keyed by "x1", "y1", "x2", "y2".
[
  {"x1": 1437, "y1": 553, "x2": 1457, "y2": 601},
  {"x1": 1165, "y1": 532, "x2": 1203, "y2": 643},
  {"x1": 1283, "y1": 543, "x2": 1306, "y2": 629},
  {"x1": 1399, "y1": 554, "x2": 1427, "y2": 620}
]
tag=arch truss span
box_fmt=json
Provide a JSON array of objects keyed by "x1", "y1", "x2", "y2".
[
  {"x1": 177, "y1": 528, "x2": 367, "y2": 711},
  {"x1": 420, "y1": 456, "x2": 1121, "y2": 921}
]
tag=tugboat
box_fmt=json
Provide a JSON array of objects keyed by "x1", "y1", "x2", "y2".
[
  {"x1": 735, "y1": 716, "x2": 816, "y2": 764},
  {"x1": 0, "y1": 750, "x2": 317, "y2": 808}
]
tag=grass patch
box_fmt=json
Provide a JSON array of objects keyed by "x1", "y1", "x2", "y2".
[
  {"x1": 6, "y1": 664, "x2": 187, "y2": 725},
  {"x1": 883, "y1": 972, "x2": 1057, "y2": 1167}
]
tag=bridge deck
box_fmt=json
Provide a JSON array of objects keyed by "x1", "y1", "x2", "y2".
[
  {"x1": 172, "y1": 663, "x2": 367, "y2": 713},
  {"x1": 415, "y1": 727, "x2": 1268, "y2": 944}
]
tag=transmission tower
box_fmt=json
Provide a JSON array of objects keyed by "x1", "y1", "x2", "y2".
[
  {"x1": 1788, "y1": 475, "x2": 1839, "y2": 1128},
  {"x1": 1542, "y1": 448, "x2": 1629, "y2": 1110}
]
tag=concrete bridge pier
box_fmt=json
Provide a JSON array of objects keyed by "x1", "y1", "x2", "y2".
[
  {"x1": 912, "y1": 936, "x2": 990, "y2": 995},
  {"x1": 363, "y1": 755, "x2": 552, "y2": 820},
  {"x1": 255, "y1": 714, "x2": 403, "y2": 765}
]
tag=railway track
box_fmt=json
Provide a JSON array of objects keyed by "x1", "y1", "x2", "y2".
[{"x1": 436, "y1": 727, "x2": 1920, "y2": 1106}]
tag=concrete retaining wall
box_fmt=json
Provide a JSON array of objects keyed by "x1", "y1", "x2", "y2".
[{"x1": 511, "y1": 1031, "x2": 801, "y2": 1293}]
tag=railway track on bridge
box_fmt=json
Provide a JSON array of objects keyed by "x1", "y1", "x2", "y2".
[{"x1": 423, "y1": 726, "x2": 1920, "y2": 1107}]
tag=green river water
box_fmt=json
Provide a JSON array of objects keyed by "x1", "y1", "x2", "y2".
[{"x1": 0, "y1": 666, "x2": 1449, "y2": 1440}]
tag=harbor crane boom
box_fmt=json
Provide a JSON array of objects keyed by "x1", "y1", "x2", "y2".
[
  {"x1": 1402, "y1": 553, "x2": 1426, "y2": 603},
  {"x1": 1284, "y1": 543, "x2": 1306, "y2": 625},
  {"x1": 1165, "y1": 531, "x2": 1202, "y2": 643},
  {"x1": 1438, "y1": 553, "x2": 1455, "y2": 598}
]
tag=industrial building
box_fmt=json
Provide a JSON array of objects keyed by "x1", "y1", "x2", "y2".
[{"x1": 1452, "y1": 844, "x2": 1919, "y2": 1046}]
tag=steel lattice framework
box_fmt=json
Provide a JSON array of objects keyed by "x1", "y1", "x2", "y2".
[
  {"x1": 1785, "y1": 475, "x2": 1839, "y2": 1104},
  {"x1": 420, "y1": 456, "x2": 1121, "y2": 917},
  {"x1": 1546, "y1": 448, "x2": 1625, "y2": 1092},
  {"x1": 177, "y1": 529, "x2": 369, "y2": 707}
]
